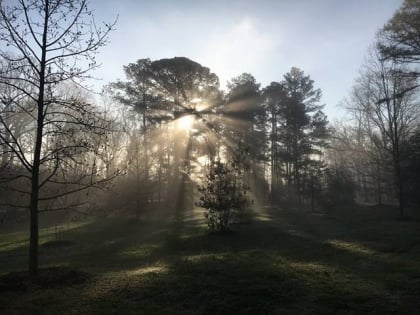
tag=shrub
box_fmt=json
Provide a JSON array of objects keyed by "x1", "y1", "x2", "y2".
[{"x1": 197, "y1": 159, "x2": 249, "y2": 231}]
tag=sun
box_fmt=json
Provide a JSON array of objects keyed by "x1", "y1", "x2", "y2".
[{"x1": 177, "y1": 115, "x2": 195, "y2": 130}]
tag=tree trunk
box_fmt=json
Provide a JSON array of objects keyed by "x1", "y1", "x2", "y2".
[
  {"x1": 29, "y1": 2, "x2": 48, "y2": 276},
  {"x1": 136, "y1": 141, "x2": 141, "y2": 221},
  {"x1": 394, "y1": 146, "x2": 404, "y2": 218},
  {"x1": 376, "y1": 159, "x2": 382, "y2": 205},
  {"x1": 29, "y1": 155, "x2": 40, "y2": 276},
  {"x1": 270, "y1": 113, "x2": 276, "y2": 202},
  {"x1": 310, "y1": 176, "x2": 314, "y2": 212},
  {"x1": 29, "y1": 75, "x2": 44, "y2": 277},
  {"x1": 158, "y1": 151, "x2": 163, "y2": 204},
  {"x1": 143, "y1": 113, "x2": 149, "y2": 209}
]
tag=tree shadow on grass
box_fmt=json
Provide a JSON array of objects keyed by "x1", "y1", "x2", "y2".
[
  {"x1": 83, "y1": 248, "x2": 405, "y2": 314},
  {"x1": 67, "y1": 210, "x2": 419, "y2": 314},
  {"x1": 1, "y1": 207, "x2": 420, "y2": 314},
  {"x1": 130, "y1": 209, "x2": 420, "y2": 314},
  {"x1": 0, "y1": 217, "x2": 174, "y2": 274}
]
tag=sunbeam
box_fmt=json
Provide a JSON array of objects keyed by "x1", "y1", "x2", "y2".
[
  {"x1": 177, "y1": 114, "x2": 195, "y2": 131},
  {"x1": 2, "y1": 0, "x2": 419, "y2": 313}
]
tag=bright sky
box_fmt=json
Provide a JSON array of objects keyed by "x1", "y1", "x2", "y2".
[{"x1": 90, "y1": 0, "x2": 404, "y2": 120}]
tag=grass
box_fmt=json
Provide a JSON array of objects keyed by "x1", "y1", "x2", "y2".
[{"x1": 0, "y1": 204, "x2": 420, "y2": 314}]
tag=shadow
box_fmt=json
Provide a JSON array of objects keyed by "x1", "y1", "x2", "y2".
[
  {"x1": 0, "y1": 217, "x2": 174, "y2": 274},
  {"x1": 1, "y1": 206, "x2": 420, "y2": 313}
]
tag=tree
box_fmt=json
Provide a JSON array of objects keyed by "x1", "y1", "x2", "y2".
[
  {"x1": 108, "y1": 59, "x2": 159, "y2": 218},
  {"x1": 378, "y1": 0, "x2": 420, "y2": 76},
  {"x1": 403, "y1": 128, "x2": 420, "y2": 206},
  {"x1": 348, "y1": 48, "x2": 419, "y2": 217},
  {"x1": 224, "y1": 73, "x2": 267, "y2": 200},
  {"x1": 110, "y1": 57, "x2": 222, "y2": 213},
  {"x1": 0, "y1": 0, "x2": 115, "y2": 275},
  {"x1": 276, "y1": 68, "x2": 328, "y2": 202},
  {"x1": 262, "y1": 82, "x2": 286, "y2": 202},
  {"x1": 197, "y1": 147, "x2": 249, "y2": 231},
  {"x1": 224, "y1": 73, "x2": 262, "y2": 149}
]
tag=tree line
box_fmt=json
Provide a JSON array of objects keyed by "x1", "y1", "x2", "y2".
[{"x1": 337, "y1": 0, "x2": 420, "y2": 218}]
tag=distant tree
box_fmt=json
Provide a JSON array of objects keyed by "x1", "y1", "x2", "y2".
[
  {"x1": 324, "y1": 166, "x2": 356, "y2": 207},
  {"x1": 326, "y1": 121, "x2": 394, "y2": 205},
  {"x1": 260, "y1": 69, "x2": 329, "y2": 205},
  {"x1": 225, "y1": 73, "x2": 261, "y2": 114},
  {"x1": 262, "y1": 82, "x2": 287, "y2": 202},
  {"x1": 0, "y1": 77, "x2": 32, "y2": 169},
  {"x1": 224, "y1": 73, "x2": 267, "y2": 199},
  {"x1": 277, "y1": 68, "x2": 328, "y2": 202},
  {"x1": 224, "y1": 73, "x2": 263, "y2": 151},
  {"x1": 148, "y1": 57, "x2": 221, "y2": 112},
  {"x1": 403, "y1": 128, "x2": 420, "y2": 206},
  {"x1": 108, "y1": 59, "x2": 159, "y2": 218},
  {"x1": 349, "y1": 48, "x2": 419, "y2": 217},
  {"x1": 0, "y1": 0, "x2": 115, "y2": 275},
  {"x1": 110, "y1": 57, "x2": 223, "y2": 213}
]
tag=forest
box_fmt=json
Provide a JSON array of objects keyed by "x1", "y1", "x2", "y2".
[{"x1": 0, "y1": 0, "x2": 419, "y2": 314}]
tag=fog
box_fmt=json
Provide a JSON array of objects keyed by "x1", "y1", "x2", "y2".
[{"x1": 0, "y1": 1, "x2": 419, "y2": 313}]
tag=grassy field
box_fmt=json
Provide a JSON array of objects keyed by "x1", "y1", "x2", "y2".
[{"x1": 1, "y1": 205, "x2": 420, "y2": 314}]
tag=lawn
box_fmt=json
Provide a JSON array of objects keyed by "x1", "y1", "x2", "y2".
[{"x1": 1, "y1": 205, "x2": 420, "y2": 314}]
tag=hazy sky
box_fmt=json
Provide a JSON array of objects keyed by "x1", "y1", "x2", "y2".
[{"x1": 90, "y1": 0, "x2": 404, "y2": 119}]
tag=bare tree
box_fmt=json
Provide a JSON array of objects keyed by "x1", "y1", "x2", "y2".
[
  {"x1": 348, "y1": 48, "x2": 419, "y2": 217},
  {"x1": 0, "y1": 0, "x2": 115, "y2": 275}
]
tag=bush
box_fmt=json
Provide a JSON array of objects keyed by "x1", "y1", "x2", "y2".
[{"x1": 197, "y1": 159, "x2": 249, "y2": 231}]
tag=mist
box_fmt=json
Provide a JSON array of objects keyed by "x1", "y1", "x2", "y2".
[{"x1": 0, "y1": 0, "x2": 419, "y2": 314}]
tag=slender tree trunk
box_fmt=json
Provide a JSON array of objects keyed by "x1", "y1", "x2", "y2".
[
  {"x1": 376, "y1": 159, "x2": 382, "y2": 205},
  {"x1": 29, "y1": 145, "x2": 41, "y2": 276},
  {"x1": 270, "y1": 114, "x2": 276, "y2": 202},
  {"x1": 393, "y1": 96, "x2": 404, "y2": 218},
  {"x1": 394, "y1": 140, "x2": 404, "y2": 218},
  {"x1": 136, "y1": 142, "x2": 141, "y2": 221},
  {"x1": 310, "y1": 176, "x2": 314, "y2": 212},
  {"x1": 177, "y1": 129, "x2": 193, "y2": 213},
  {"x1": 397, "y1": 163, "x2": 404, "y2": 218},
  {"x1": 29, "y1": 2, "x2": 49, "y2": 276},
  {"x1": 294, "y1": 159, "x2": 300, "y2": 202},
  {"x1": 143, "y1": 113, "x2": 149, "y2": 208},
  {"x1": 362, "y1": 171, "x2": 369, "y2": 203},
  {"x1": 158, "y1": 149, "x2": 163, "y2": 204}
]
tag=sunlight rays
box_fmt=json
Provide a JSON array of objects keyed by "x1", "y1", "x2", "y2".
[
  {"x1": 327, "y1": 240, "x2": 376, "y2": 256},
  {"x1": 177, "y1": 114, "x2": 195, "y2": 131},
  {"x1": 128, "y1": 264, "x2": 168, "y2": 276},
  {"x1": 126, "y1": 94, "x2": 259, "y2": 193}
]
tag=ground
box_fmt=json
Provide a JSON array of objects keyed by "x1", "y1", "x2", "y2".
[{"x1": 0, "y1": 204, "x2": 420, "y2": 314}]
